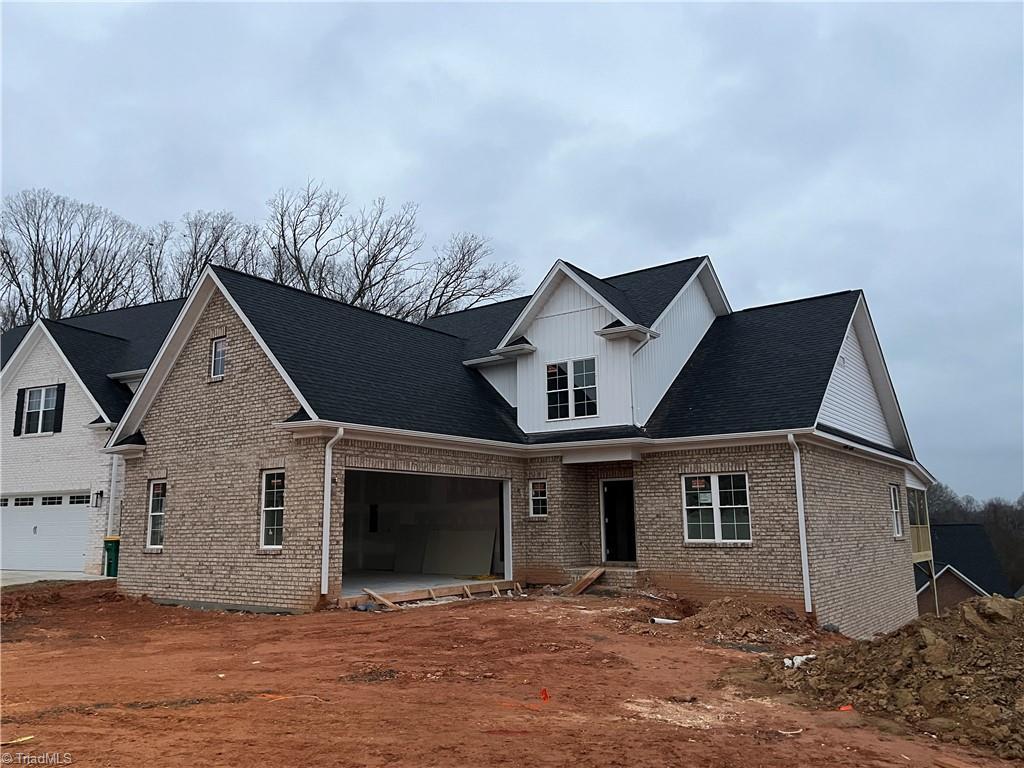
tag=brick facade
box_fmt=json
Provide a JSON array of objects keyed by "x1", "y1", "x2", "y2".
[
  {"x1": 116, "y1": 289, "x2": 919, "y2": 637},
  {"x1": 801, "y1": 443, "x2": 919, "y2": 638}
]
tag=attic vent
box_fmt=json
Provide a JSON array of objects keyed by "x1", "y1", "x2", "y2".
[{"x1": 838, "y1": 355, "x2": 847, "y2": 368}]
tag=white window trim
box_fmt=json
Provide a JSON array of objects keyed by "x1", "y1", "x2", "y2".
[
  {"x1": 210, "y1": 337, "x2": 226, "y2": 379},
  {"x1": 545, "y1": 357, "x2": 599, "y2": 422},
  {"x1": 890, "y1": 484, "x2": 904, "y2": 539},
  {"x1": 681, "y1": 472, "x2": 753, "y2": 544},
  {"x1": 146, "y1": 480, "x2": 166, "y2": 550},
  {"x1": 23, "y1": 385, "x2": 58, "y2": 436},
  {"x1": 529, "y1": 479, "x2": 549, "y2": 518},
  {"x1": 261, "y1": 469, "x2": 285, "y2": 549}
]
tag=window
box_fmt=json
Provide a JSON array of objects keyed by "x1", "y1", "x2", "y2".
[
  {"x1": 210, "y1": 337, "x2": 227, "y2": 378},
  {"x1": 530, "y1": 480, "x2": 548, "y2": 517},
  {"x1": 890, "y1": 485, "x2": 903, "y2": 538},
  {"x1": 24, "y1": 386, "x2": 58, "y2": 434},
  {"x1": 69, "y1": 495, "x2": 90, "y2": 505},
  {"x1": 0, "y1": 498, "x2": 8, "y2": 507},
  {"x1": 683, "y1": 474, "x2": 751, "y2": 542},
  {"x1": 42, "y1": 496, "x2": 62, "y2": 506},
  {"x1": 14, "y1": 497, "x2": 34, "y2": 507},
  {"x1": 547, "y1": 357, "x2": 597, "y2": 420},
  {"x1": 147, "y1": 481, "x2": 166, "y2": 548},
  {"x1": 907, "y1": 488, "x2": 929, "y2": 527},
  {"x1": 261, "y1": 470, "x2": 285, "y2": 548}
]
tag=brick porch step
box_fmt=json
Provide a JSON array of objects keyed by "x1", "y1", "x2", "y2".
[{"x1": 566, "y1": 565, "x2": 649, "y2": 590}]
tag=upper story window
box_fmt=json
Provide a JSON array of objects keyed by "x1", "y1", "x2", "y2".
[
  {"x1": 546, "y1": 358, "x2": 597, "y2": 421},
  {"x1": 25, "y1": 385, "x2": 58, "y2": 434},
  {"x1": 210, "y1": 337, "x2": 227, "y2": 378},
  {"x1": 889, "y1": 485, "x2": 903, "y2": 538},
  {"x1": 683, "y1": 473, "x2": 751, "y2": 543}
]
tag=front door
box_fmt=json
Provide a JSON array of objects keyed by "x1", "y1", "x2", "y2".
[{"x1": 602, "y1": 480, "x2": 636, "y2": 562}]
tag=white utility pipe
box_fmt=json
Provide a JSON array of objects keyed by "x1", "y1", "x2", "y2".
[
  {"x1": 320, "y1": 428, "x2": 345, "y2": 596},
  {"x1": 788, "y1": 434, "x2": 814, "y2": 614},
  {"x1": 649, "y1": 617, "x2": 680, "y2": 625}
]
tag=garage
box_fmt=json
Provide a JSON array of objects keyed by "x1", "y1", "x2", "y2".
[
  {"x1": 341, "y1": 470, "x2": 509, "y2": 598},
  {"x1": 1, "y1": 492, "x2": 91, "y2": 571}
]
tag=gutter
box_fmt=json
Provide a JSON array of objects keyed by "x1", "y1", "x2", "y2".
[
  {"x1": 787, "y1": 434, "x2": 813, "y2": 614},
  {"x1": 320, "y1": 428, "x2": 345, "y2": 597}
]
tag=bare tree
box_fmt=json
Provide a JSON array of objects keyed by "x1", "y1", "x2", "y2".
[
  {"x1": 0, "y1": 189, "x2": 148, "y2": 328},
  {"x1": 144, "y1": 211, "x2": 264, "y2": 300},
  {"x1": 264, "y1": 180, "x2": 348, "y2": 294}
]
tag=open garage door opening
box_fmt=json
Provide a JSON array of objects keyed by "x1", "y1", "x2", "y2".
[{"x1": 341, "y1": 470, "x2": 509, "y2": 599}]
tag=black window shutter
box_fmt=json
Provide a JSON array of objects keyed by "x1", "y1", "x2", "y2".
[
  {"x1": 52, "y1": 383, "x2": 66, "y2": 433},
  {"x1": 13, "y1": 388, "x2": 25, "y2": 436}
]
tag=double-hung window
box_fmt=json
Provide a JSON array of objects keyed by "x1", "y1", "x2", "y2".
[
  {"x1": 24, "y1": 386, "x2": 58, "y2": 434},
  {"x1": 210, "y1": 337, "x2": 227, "y2": 378},
  {"x1": 889, "y1": 485, "x2": 903, "y2": 538},
  {"x1": 546, "y1": 358, "x2": 597, "y2": 420},
  {"x1": 147, "y1": 481, "x2": 167, "y2": 548},
  {"x1": 683, "y1": 473, "x2": 751, "y2": 543},
  {"x1": 261, "y1": 470, "x2": 285, "y2": 548},
  {"x1": 530, "y1": 480, "x2": 548, "y2": 517}
]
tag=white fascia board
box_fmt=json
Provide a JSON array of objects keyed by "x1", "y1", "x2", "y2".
[
  {"x1": 487, "y1": 343, "x2": 537, "y2": 357},
  {"x1": 495, "y1": 261, "x2": 633, "y2": 349},
  {"x1": 108, "y1": 368, "x2": 147, "y2": 381},
  {"x1": 697, "y1": 258, "x2": 732, "y2": 315},
  {"x1": 462, "y1": 355, "x2": 507, "y2": 368},
  {"x1": 916, "y1": 564, "x2": 989, "y2": 598},
  {"x1": 1, "y1": 319, "x2": 111, "y2": 423},
  {"x1": 594, "y1": 324, "x2": 658, "y2": 342},
  {"x1": 108, "y1": 267, "x2": 320, "y2": 448}
]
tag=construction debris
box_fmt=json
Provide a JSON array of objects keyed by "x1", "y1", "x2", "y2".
[
  {"x1": 771, "y1": 595, "x2": 1024, "y2": 760},
  {"x1": 562, "y1": 567, "x2": 605, "y2": 596}
]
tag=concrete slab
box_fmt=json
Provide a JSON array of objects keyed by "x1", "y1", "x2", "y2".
[
  {"x1": 341, "y1": 570, "x2": 498, "y2": 598},
  {"x1": 1, "y1": 570, "x2": 110, "y2": 587}
]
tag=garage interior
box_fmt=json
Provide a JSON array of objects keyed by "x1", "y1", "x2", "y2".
[{"x1": 341, "y1": 470, "x2": 508, "y2": 598}]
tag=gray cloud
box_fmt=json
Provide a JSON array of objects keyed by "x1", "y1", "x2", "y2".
[{"x1": 3, "y1": 2, "x2": 1021, "y2": 498}]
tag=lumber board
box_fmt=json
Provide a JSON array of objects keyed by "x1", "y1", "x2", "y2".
[
  {"x1": 337, "y1": 580, "x2": 515, "y2": 609},
  {"x1": 562, "y1": 567, "x2": 605, "y2": 596},
  {"x1": 363, "y1": 588, "x2": 401, "y2": 610}
]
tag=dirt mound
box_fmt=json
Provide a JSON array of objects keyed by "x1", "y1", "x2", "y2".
[
  {"x1": 1, "y1": 583, "x2": 64, "y2": 622},
  {"x1": 677, "y1": 597, "x2": 820, "y2": 648},
  {"x1": 1, "y1": 579, "x2": 121, "y2": 623},
  {"x1": 771, "y1": 595, "x2": 1024, "y2": 759}
]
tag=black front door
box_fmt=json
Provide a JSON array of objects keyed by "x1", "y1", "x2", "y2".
[{"x1": 602, "y1": 480, "x2": 636, "y2": 562}]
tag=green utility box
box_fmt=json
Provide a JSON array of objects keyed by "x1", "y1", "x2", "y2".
[{"x1": 104, "y1": 538, "x2": 120, "y2": 577}]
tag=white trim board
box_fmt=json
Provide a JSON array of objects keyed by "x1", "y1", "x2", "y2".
[{"x1": 915, "y1": 564, "x2": 990, "y2": 598}]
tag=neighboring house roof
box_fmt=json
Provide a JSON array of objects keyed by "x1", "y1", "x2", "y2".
[
  {"x1": 645, "y1": 291, "x2": 863, "y2": 441},
  {"x1": 914, "y1": 523, "x2": 1013, "y2": 596},
  {"x1": 1, "y1": 299, "x2": 185, "y2": 421},
  {"x1": 423, "y1": 256, "x2": 705, "y2": 358}
]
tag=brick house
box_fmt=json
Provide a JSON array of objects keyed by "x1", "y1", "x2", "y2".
[{"x1": 102, "y1": 257, "x2": 935, "y2": 638}]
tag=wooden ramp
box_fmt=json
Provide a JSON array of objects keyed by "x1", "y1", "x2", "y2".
[
  {"x1": 338, "y1": 580, "x2": 520, "y2": 610},
  {"x1": 562, "y1": 567, "x2": 605, "y2": 596}
]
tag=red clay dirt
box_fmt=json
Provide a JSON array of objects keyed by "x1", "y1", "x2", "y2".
[{"x1": 0, "y1": 580, "x2": 1011, "y2": 767}]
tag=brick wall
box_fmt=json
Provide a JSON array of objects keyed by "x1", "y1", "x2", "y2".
[
  {"x1": 118, "y1": 292, "x2": 329, "y2": 611},
  {"x1": 801, "y1": 443, "x2": 919, "y2": 638},
  {"x1": 633, "y1": 442, "x2": 806, "y2": 608}
]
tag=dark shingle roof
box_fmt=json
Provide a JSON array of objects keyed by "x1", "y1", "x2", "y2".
[
  {"x1": 212, "y1": 268, "x2": 525, "y2": 443},
  {"x1": 1, "y1": 300, "x2": 184, "y2": 421},
  {"x1": 645, "y1": 291, "x2": 860, "y2": 439},
  {"x1": 421, "y1": 256, "x2": 705, "y2": 359},
  {"x1": 918, "y1": 523, "x2": 1014, "y2": 596}
]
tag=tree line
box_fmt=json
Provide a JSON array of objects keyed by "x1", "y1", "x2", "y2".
[
  {"x1": 0, "y1": 182, "x2": 521, "y2": 330},
  {"x1": 927, "y1": 482, "x2": 1024, "y2": 595}
]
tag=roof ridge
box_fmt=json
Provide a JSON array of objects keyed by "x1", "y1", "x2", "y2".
[
  {"x1": 735, "y1": 289, "x2": 860, "y2": 314},
  {"x1": 43, "y1": 318, "x2": 130, "y2": 342},
  {"x1": 601, "y1": 254, "x2": 706, "y2": 281},
  {"x1": 209, "y1": 265, "x2": 466, "y2": 342}
]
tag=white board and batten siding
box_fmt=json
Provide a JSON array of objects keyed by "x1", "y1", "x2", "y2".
[
  {"x1": 479, "y1": 363, "x2": 517, "y2": 407},
  {"x1": 818, "y1": 325, "x2": 896, "y2": 448},
  {"x1": 632, "y1": 276, "x2": 717, "y2": 425},
  {"x1": 516, "y1": 274, "x2": 635, "y2": 433}
]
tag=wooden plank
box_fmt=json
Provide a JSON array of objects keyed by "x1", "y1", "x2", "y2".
[
  {"x1": 491, "y1": 584, "x2": 501, "y2": 597},
  {"x1": 463, "y1": 586, "x2": 473, "y2": 599},
  {"x1": 337, "y1": 581, "x2": 515, "y2": 609},
  {"x1": 562, "y1": 567, "x2": 605, "y2": 596},
  {"x1": 428, "y1": 588, "x2": 437, "y2": 601},
  {"x1": 363, "y1": 588, "x2": 401, "y2": 611}
]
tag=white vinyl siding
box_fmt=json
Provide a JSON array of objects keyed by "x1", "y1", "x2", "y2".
[
  {"x1": 479, "y1": 362, "x2": 517, "y2": 407},
  {"x1": 515, "y1": 274, "x2": 633, "y2": 433},
  {"x1": 632, "y1": 276, "x2": 717, "y2": 424},
  {"x1": 818, "y1": 325, "x2": 895, "y2": 448}
]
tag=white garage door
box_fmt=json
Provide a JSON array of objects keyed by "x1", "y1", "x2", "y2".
[{"x1": 1, "y1": 494, "x2": 91, "y2": 571}]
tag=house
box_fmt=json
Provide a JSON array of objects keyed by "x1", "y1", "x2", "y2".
[
  {"x1": 915, "y1": 523, "x2": 1013, "y2": 614},
  {"x1": 1, "y1": 300, "x2": 183, "y2": 574},
  {"x1": 102, "y1": 256, "x2": 934, "y2": 639}
]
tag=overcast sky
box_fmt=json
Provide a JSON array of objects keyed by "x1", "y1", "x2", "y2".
[{"x1": 3, "y1": 2, "x2": 1021, "y2": 499}]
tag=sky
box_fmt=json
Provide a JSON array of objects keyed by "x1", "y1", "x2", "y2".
[{"x1": 2, "y1": 2, "x2": 1021, "y2": 499}]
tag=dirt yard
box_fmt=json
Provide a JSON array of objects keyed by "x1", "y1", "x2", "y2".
[{"x1": 0, "y1": 581, "x2": 1012, "y2": 767}]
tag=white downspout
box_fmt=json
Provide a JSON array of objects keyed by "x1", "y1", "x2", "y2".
[
  {"x1": 106, "y1": 453, "x2": 120, "y2": 537},
  {"x1": 788, "y1": 434, "x2": 813, "y2": 614},
  {"x1": 320, "y1": 428, "x2": 345, "y2": 596}
]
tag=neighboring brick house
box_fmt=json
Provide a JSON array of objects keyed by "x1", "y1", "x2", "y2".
[
  {"x1": 1, "y1": 302, "x2": 182, "y2": 574},
  {"x1": 915, "y1": 523, "x2": 1013, "y2": 615},
  {"x1": 102, "y1": 257, "x2": 935, "y2": 639}
]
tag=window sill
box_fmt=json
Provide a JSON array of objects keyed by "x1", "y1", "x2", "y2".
[
  {"x1": 527, "y1": 515, "x2": 549, "y2": 520},
  {"x1": 684, "y1": 540, "x2": 754, "y2": 548},
  {"x1": 19, "y1": 432, "x2": 54, "y2": 439},
  {"x1": 208, "y1": 375, "x2": 224, "y2": 384},
  {"x1": 257, "y1": 547, "x2": 283, "y2": 555},
  {"x1": 143, "y1": 547, "x2": 163, "y2": 554}
]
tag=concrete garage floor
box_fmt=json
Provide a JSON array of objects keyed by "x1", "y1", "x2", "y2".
[
  {"x1": 340, "y1": 570, "x2": 499, "y2": 598},
  {"x1": 0, "y1": 570, "x2": 109, "y2": 587}
]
